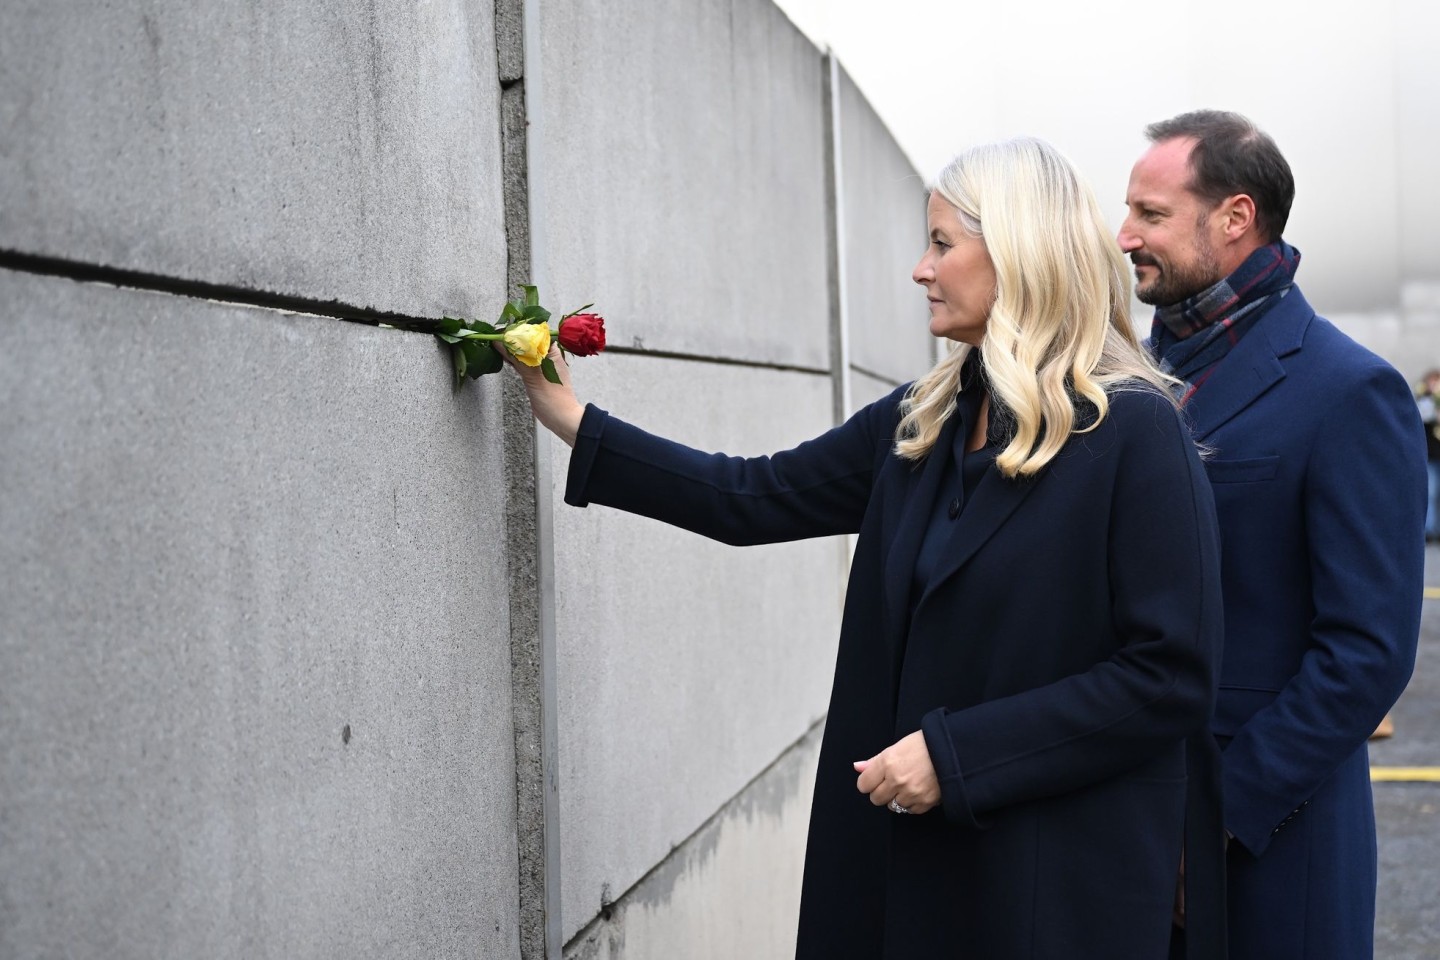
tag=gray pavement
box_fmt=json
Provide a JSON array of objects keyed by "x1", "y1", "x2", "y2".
[{"x1": 1371, "y1": 544, "x2": 1440, "y2": 958}]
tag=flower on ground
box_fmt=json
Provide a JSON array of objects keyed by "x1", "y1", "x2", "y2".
[
  {"x1": 557, "y1": 313, "x2": 607, "y2": 356},
  {"x1": 503, "y1": 323, "x2": 551, "y2": 366}
]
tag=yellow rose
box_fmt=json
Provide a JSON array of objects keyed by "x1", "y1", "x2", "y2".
[{"x1": 503, "y1": 323, "x2": 551, "y2": 367}]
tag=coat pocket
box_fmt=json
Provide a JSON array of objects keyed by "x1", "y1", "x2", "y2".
[
  {"x1": 1214, "y1": 685, "x2": 1283, "y2": 736},
  {"x1": 1204, "y1": 455, "x2": 1280, "y2": 483}
]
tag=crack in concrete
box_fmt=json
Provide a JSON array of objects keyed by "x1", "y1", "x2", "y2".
[{"x1": 0, "y1": 248, "x2": 427, "y2": 328}]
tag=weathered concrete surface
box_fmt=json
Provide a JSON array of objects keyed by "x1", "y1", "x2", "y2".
[
  {"x1": 531, "y1": 0, "x2": 831, "y2": 369},
  {"x1": 0, "y1": 271, "x2": 520, "y2": 959},
  {"x1": 0, "y1": 0, "x2": 507, "y2": 319},
  {"x1": 1369, "y1": 544, "x2": 1440, "y2": 959},
  {"x1": 849, "y1": 367, "x2": 904, "y2": 416},
  {"x1": 835, "y1": 65, "x2": 931, "y2": 386},
  {"x1": 563, "y1": 724, "x2": 822, "y2": 960},
  {"x1": 547, "y1": 353, "x2": 842, "y2": 941}
]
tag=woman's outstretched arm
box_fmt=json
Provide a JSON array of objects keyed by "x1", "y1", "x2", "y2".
[{"x1": 507, "y1": 348, "x2": 903, "y2": 545}]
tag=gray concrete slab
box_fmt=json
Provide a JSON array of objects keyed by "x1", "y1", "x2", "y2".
[
  {"x1": 547, "y1": 353, "x2": 843, "y2": 941},
  {"x1": 848, "y1": 366, "x2": 906, "y2": 418},
  {"x1": 563, "y1": 724, "x2": 822, "y2": 960},
  {"x1": 531, "y1": 0, "x2": 831, "y2": 369},
  {"x1": 836, "y1": 65, "x2": 932, "y2": 386},
  {"x1": 0, "y1": 1, "x2": 507, "y2": 319},
  {"x1": 0, "y1": 271, "x2": 520, "y2": 959}
]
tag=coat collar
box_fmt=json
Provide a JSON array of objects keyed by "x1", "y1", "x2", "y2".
[
  {"x1": 914, "y1": 458, "x2": 1041, "y2": 613},
  {"x1": 881, "y1": 404, "x2": 962, "y2": 647},
  {"x1": 1182, "y1": 285, "x2": 1315, "y2": 440},
  {"x1": 880, "y1": 373, "x2": 1045, "y2": 644}
]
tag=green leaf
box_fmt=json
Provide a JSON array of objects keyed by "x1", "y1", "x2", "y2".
[
  {"x1": 523, "y1": 285, "x2": 540, "y2": 307},
  {"x1": 471, "y1": 319, "x2": 497, "y2": 334},
  {"x1": 452, "y1": 343, "x2": 468, "y2": 386},
  {"x1": 436, "y1": 333, "x2": 462, "y2": 344},
  {"x1": 499, "y1": 302, "x2": 523, "y2": 323},
  {"x1": 520, "y1": 304, "x2": 551, "y2": 324},
  {"x1": 541, "y1": 357, "x2": 561, "y2": 385},
  {"x1": 464, "y1": 340, "x2": 504, "y2": 378},
  {"x1": 437, "y1": 316, "x2": 464, "y2": 336},
  {"x1": 460, "y1": 341, "x2": 495, "y2": 379}
]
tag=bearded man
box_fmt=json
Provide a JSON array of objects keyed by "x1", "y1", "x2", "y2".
[{"x1": 1119, "y1": 110, "x2": 1425, "y2": 960}]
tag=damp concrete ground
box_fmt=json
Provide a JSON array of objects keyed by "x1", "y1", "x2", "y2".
[{"x1": 1370, "y1": 543, "x2": 1440, "y2": 959}]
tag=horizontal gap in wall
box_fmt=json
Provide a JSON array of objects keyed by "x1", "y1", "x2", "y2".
[
  {"x1": 0, "y1": 248, "x2": 429, "y2": 327},
  {"x1": 848, "y1": 362, "x2": 903, "y2": 388},
  {"x1": 0, "y1": 250, "x2": 863, "y2": 379},
  {"x1": 605, "y1": 344, "x2": 830, "y2": 378},
  {"x1": 564, "y1": 714, "x2": 827, "y2": 949}
]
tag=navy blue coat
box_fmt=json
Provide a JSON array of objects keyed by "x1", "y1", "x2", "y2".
[
  {"x1": 1175, "y1": 287, "x2": 1426, "y2": 960},
  {"x1": 565, "y1": 376, "x2": 1224, "y2": 959}
]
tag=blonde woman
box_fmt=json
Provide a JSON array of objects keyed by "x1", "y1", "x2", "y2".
[{"x1": 513, "y1": 138, "x2": 1224, "y2": 959}]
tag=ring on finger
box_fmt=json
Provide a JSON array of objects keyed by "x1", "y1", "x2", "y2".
[{"x1": 888, "y1": 799, "x2": 911, "y2": 814}]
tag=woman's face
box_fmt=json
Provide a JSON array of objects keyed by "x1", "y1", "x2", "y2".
[{"x1": 913, "y1": 192, "x2": 997, "y2": 346}]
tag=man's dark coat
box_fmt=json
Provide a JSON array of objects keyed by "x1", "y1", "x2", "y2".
[
  {"x1": 1175, "y1": 287, "x2": 1426, "y2": 960},
  {"x1": 566, "y1": 380, "x2": 1225, "y2": 959}
]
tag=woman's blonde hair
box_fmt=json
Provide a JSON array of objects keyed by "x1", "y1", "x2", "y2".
[{"x1": 895, "y1": 137, "x2": 1178, "y2": 476}]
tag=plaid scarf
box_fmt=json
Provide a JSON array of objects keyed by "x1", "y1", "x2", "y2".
[{"x1": 1148, "y1": 241, "x2": 1301, "y2": 404}]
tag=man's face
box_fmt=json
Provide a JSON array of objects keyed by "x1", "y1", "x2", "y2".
[{"x1": 1118, "y1": 137, "x2": 1225, "y2": 306}]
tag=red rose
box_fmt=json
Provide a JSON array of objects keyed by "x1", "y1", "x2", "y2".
[{"x1": 557, "y1": 312, "x2": 607, "y2": 356}]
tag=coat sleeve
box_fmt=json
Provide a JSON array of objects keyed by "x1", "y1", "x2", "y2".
[
  {"x1": 563, "y1": 387, "x2": 904, "y2": 545},
  {"x1": 921, "y1": 394, "x2": 1224, "y2": 827},
  {"x1": 1219, "y1": 363, "x2": 1425, "y2": 856}
]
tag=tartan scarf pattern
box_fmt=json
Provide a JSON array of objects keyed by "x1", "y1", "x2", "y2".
[{"x1": 1149, "y1": 241, "x2": 1301, "y2": 403}]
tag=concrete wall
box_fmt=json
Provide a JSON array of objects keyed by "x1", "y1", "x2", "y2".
[
  {"x1": 531, "y1": 0, "x2": 829, "y2": 369},
  {"x1": 563, "y1": 726, "x2": 823, "y2": 960},
  {"x1": 0, "y1": 1, "x2": 927, "y2": 957},
  {"x1": 0, "y1": 275, "x2": 520, "y2": 959},
  {"x1": 0, "y1": 1, "x2": 522, "y2": 957},
  {"x1": 835, "y1": 64, "x2": 932, "y2": 398},
  {"x1": 0, "y1": 0, "x2": 507, "y2": 318},
  {"x1": 531, "y1": 2, "x2": 928, "y2": 944}
]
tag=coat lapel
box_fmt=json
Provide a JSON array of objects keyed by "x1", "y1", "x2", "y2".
[
  {"x1": 1184, "y1": 286, "x2": 1314, "y2": 441},
  {"x1": 915, "y1": 458, "x2": 1044, "y2": 612},
  {"x1": 881, "y1": 408, "x2": 963, "y2": 648}
]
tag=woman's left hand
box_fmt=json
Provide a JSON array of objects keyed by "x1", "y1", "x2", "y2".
[{"x1": 854, "y1": 731, "x2": 942, "y2": 815}]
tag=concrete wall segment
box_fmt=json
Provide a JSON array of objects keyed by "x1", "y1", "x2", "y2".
[
  {"x1": 0, "y1": 271, "x2": 521, "y2": 959},
  {"x1": 0, "y1": 0, "x2": 508, "y2": 319},
  {"x1": 563, "y1": 724, "x2": 822, "y2": 960},
  {"x1": 546, "y1": 354, "x2": 843, "y2": 941},
  {"x1": 835, "y1": 65, "x2": 932, "y2": 387},
  {"x1": 849, "y1": 366, "x2": 903, "y2": 417},
  {"x1": 532, "y1": 0, "x2": 831, "y2": 369}
]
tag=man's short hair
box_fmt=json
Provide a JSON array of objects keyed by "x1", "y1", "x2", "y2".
[{"x1": 1146, "y1": 110, "x2": 1295, "y2": 242}]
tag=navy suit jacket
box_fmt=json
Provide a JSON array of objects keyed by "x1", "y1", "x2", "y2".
[
  {"x1": 1170, "y1": 286, "x2": 1425, "y2": 960},
  {"x1": 566, "y1": 377, "x2": 1225, "y2": 959}
]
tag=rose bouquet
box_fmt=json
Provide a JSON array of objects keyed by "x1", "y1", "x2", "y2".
[{"x1": 422, "y1": 285, "x2": 606, "y2": 388}]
